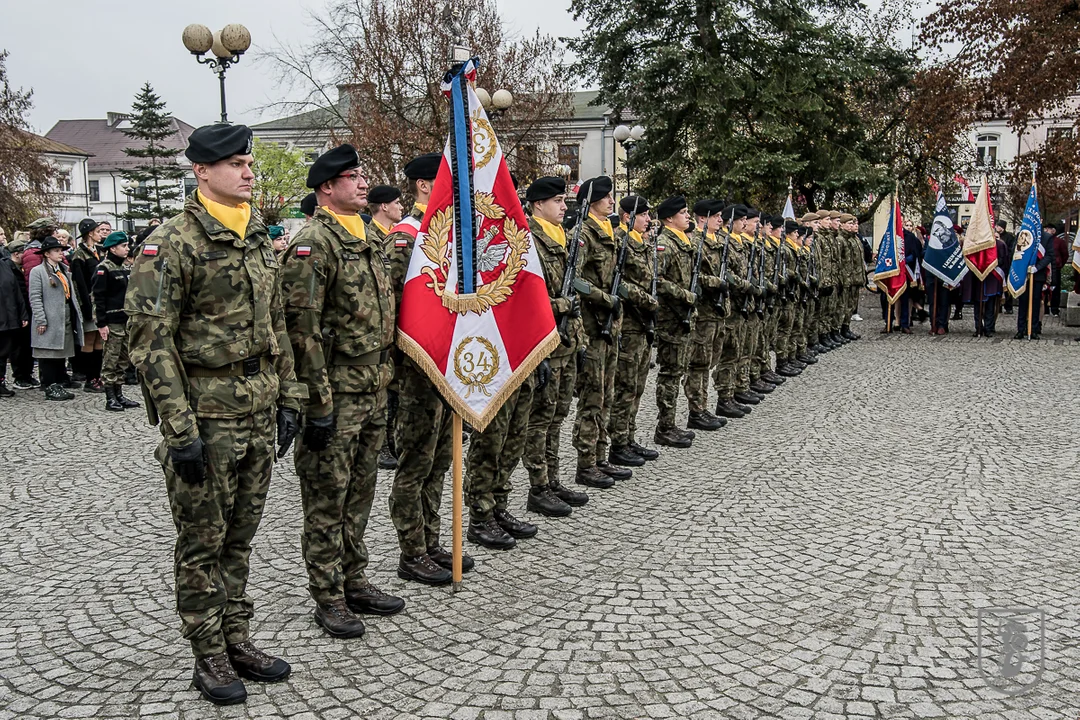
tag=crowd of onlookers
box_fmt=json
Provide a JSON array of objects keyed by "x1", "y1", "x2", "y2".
[{"x1": 0, "y1": 216, "x2": 154, "y2": 402}]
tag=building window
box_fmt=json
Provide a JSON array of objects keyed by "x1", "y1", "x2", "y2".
[
  {"x1": 976, "y1": 134, "x2": 999, "y2": 166},
  {"x1": 1047, "y1": 127, "x2": 1073, "y2": 142},
  {"x1": 89, "y1": 180, "x2": 100, "y2": 202},
  {"x1": 57, "y1": 171, "x2": 72, "y2": 193},
  {"x1": 558, "y1": 143, "x2": 580, "y2": 179}
]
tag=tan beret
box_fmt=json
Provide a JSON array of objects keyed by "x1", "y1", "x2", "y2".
[
  {"x1": 840, "y1": 213, "x2": 857, "y2": 222},
  {"x1": 800, "y1": 212, "x2": 821, "y2": 223}
]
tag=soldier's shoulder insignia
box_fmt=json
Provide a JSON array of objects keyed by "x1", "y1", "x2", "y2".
[
  {"x1": 296, "y1": 246, "x2": 312, "y2": 257},
  {"x1": 142, "y1": 244, "x2": 159, "y2": 257},
  {"x1": 96, "y1": 268, "x2": 105, "y2": 275},
  {"x1": 657, "y1": 243, "x2": 666, "y2": 252},
  {"x1": 395, "y1": 237, "x2": 409, "y2": 248}
]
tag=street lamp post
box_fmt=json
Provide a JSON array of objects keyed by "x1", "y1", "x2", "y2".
[
  {"x1": 613, "y1": 124, "x2": 646, "y2": 197},
  {"x1": 475, "y1": 87, "x2": 514, "y2": 120},
  {"x1": 182, "y1": 23, "x2": 252, "y2": 124}
]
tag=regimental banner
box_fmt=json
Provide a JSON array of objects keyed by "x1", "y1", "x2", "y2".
[
  {"x1": 874, "y1": 196, "x2": 907, "y2": 304},
  {"x1": 964, "y1": 177, "x2": 1000, "y2": 281},
  {"x1": 922, "y1": 187, "x2": 969, "y2": 287},
  {"x1": 1007, "y1": 179, "x2": 1044, "y2": 298},
  {"x1": 396, "y1": 58, "x2": 559, "y2": 431}
]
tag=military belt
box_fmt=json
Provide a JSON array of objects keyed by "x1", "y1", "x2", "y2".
[
  {"x1": 332, "y1": 349, "x2": 391, "y2": 366},
  {"x1": 184, "y1": 356, "x2": 269, "y2": 378}
]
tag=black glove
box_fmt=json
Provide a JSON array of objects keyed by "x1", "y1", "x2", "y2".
[
  {"x1": 303, "y1": 413, "x2": 336, "y2": 452},
  {"x1": 169, "y1": 438, "x2": 207, "y2": 485},
  {"x1": 610, "y1": 296, "x2": 622, "y2": 319},
  {"x1": 276, "y1": 407, "x2": 300, "y2": 460},
  {"x1": 576, "y1": 347, "x2": 587, "y2": 373},
  {"x1": 535, "y1": 359, "x2": 551, "y2": 391},
  {"x1": 569, "y1": 295, "x2": 581, "y2": 318},
  {"x1": 717, "y1": 279, "x2": 729, "y2": 295}
]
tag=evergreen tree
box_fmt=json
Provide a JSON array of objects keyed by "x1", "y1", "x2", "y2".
[{"x1": 121, "y1": 83, "x2": 186, "y2": 221}]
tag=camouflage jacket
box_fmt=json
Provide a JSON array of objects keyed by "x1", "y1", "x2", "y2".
[
  {"x1": 817, "y1": 229, "x2": 837, "y2": 287},
  {"x1": 386, "y1": 204, "x2": 425, "y2": 301},
  {"x1": 281, "y1": 208, "x2": 395, "y2": 417},
  {"x1": 529, "y1": 217, "x2": 583, "y2": 357},
  {"x1": 125, "y1": 191, "x2": 305, "y2": 447},
  {"x1": 656, "y1": 226, "x2": 696, "y2": 339},
  {"x1": 695, "y1": 231, "x2": 730, "y2": 321},
  {"x1": 777, "y1": 237, "x2": 799, "y2": 302},
  {"x1": 614, "y1": 226, "x2": 659, "y2": 335},
  {"x1": 577, "y1": 215, "x2": 620, "y2": 337}
]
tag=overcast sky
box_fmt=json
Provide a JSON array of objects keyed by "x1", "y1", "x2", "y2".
[{"x1": 4, "y1": 0, "x2": 584, "y2": 134}]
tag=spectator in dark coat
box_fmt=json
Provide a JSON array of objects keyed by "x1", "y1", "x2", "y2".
[
  {"x1": 0, "y1": 242, "x2": 29, "y2": 396},
  {"x1": 1049, "y1": 223, "x2": 1069, "y2": 316},
  {"x1": 998, "y1": 220, "x2": 1016, "y2": 314},
  {"x1": 3, "y1": 239, "x2": 36, "y2": 389},
  {"x1": 69, "y1": 217, "x2": 107, "y2": 392},
  {"x1": 1016, "y1": 230, "x2": 1054, "y2": 339}
]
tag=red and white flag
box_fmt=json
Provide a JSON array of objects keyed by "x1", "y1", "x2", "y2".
[
  {"x1": 396, "y1": 59, "x2": 558, "y2": 431},
  {"x1": 953, "y1": 172, "x2": 975, "y2": 202},
  {"x1": 963, "y1": 177, "x2": 999, "y2": 281}
]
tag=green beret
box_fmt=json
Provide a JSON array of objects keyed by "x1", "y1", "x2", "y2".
[
  {"x1": 185, "y1": 123, "x2": 253, "y2": 164},
  {"x1": 268, "y1": 225, "x2": 285, "y2": 240},
  {"x1": 102, "y1": 231, "x2": 128, "y2": 249}
]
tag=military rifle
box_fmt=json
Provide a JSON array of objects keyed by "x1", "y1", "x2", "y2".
[
  {"x1": 753, "y1": 229, "x2": 766, "y2": 318},
  {"x1": 714, "y1": 218, "x2": 733, "y2": 311},
  {"x1": 778, "y1": 234, "x2": 790, "y2": 302},
  {"x1": 741, "y1": 230, "x2": 758, "y2": 317},
  {"x1": 807, "y1": 229, "x2": 820, "y2": 300},
  {"x1": 557, "y1": 183, "x2": 594, "y2": 345},
  {"x1": 683, "y1": 212, "x2": 713, "y2": 332},
  {"x1": 767, "y1": 232, "x2": 781, "y2": 310},
  {"x1": 601, "y1": 204, "x2": 636, "y2": 343},
  {"x1": 646, "y1": 222, "x2": 659, "y2": 345}
]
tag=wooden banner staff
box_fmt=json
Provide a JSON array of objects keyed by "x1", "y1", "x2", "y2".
[
  {"x1": 1026, "y1": 273, "x2": 1034, "y2": 340},
  {"x1": 452, "y1": 414, "x2": 464, "y2": 590}
]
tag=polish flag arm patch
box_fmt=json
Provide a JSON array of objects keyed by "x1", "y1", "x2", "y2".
[
  {"x1": 141, "y1": 245, "x2": 159, "y2": 257},
  {"x1": 296, "y1": 246, "x2": 312, "y2": 257}
]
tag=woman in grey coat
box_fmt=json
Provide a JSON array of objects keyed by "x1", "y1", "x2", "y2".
[{"x1": 28, "y1": 237, "x2": 84, "y2": 400}]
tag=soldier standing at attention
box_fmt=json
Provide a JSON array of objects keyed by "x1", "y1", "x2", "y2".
[
  {"x1": 91, "y1": 230, "x2": 139, "y2": 412},
  {"x1": 713, "y1": 204, "x2": 754, "y2": 419},
  {"x1": 652, "y1": 195, "x2": 698, "y2": 448},
  {"x1": 126, "y1": 124, "x2": 305, "y2": 706},
  {"x1": 281, "y1": 144, "x2": 405, "y2": 639},
  {"x1": 387, "y1": 153, "x2": 474, "y2": 585},
  {"x1": 522, "y1": 176, "x2": 591, "y2": 516},
  {"x1": 607, "y1": 195, "x2": 661, "y2": 467},
  {"x1": 572, "y1": 176, "x2": 630, "y2": 488}
]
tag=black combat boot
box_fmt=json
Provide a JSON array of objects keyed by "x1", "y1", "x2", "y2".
[
  {"x1": 797, "y1": 352, "x2": 818, "y2": 365},
  {"x1": 192, "y1": 652, "x2": 246, "y2": 705},
  {"x1": 687, "y1": 410, "x2": 726, "y2": 431},
  {"x1": 377, "y1": 445, "x2": 397, "y2": 470},
  {"x1": 628, "y1": 442, "x2": 659, "y2": 460},
  {"x1": 715, "y1": 398, "x2": 746, "y2": 419},
  {"x1": 734, "y1": 390, "x2": 760, "y2": 405},
  {"x1": 398, "y1": 554, "x2": 453, "y2": 586},
  {"x1": 104, "y1": 385, "x2": 124, "y2": 412},
  {"x1": 493, "y1": 508, "x2": 538, "y2": 539},
  {"x1": 0, "y1": 380, "x2": 13, "y2": 398},
  {"x1": 776, "y1": 363, "x2": 801, "y2": 378},
  {"x1": 654, "y1": 426, "x2": 692, "y2": 448},
  {"x1": 597, "y1": 460, "x2": 632, "y2": 480},
  {"x1": 314, "y1": 599, "x2": 366, "y2": 638},
  {"x1": 608, "y1": 445, "x2": 646, "y2": 467},
  {"x1": 831, "y1": 330, "x2": 847, "y2": 345},
  {"x1": 115, "y1": 385, "x2": 140, "y2": 408},
  {"x1": 527, "y1": 486, "x2": 572, "y2": 517},
  {"x1": 550, "y1": 478, "x2": 589, "y2": 506},
  {"x1": 762, "y1": 370, "x2": 785, "y2": 384},
  {"x1": 575, "y1": 466, "x2": 615, "y2": 489},
  {"x1": 750, "y1": 379, "x2": 775, "y2": 394},
  {"x1": 842, "y1": 325, "x2": 859, "y2": 340},
  {"x1": 225, "y1": 641, "x2": 291, "y2": 683},
  {"x1": 427, "y1": 544, "x2": 475, "y2": 572},
  {"x1": 468, "y1": 517, "x2": 517, "y2": 549},
  {"x1": 346, "y1": 583, "x2": 405, "y2": 616}
]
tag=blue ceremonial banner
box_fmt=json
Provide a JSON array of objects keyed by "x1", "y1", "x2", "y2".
[
  {"x1": 922, "y1": 188, "x2": 968, "y2": 287},
  {"x1": 874, "y1": 196, "x2": 907, "y2": 303},
  {"x1": 1007, "y1": 180, "x2": 1043, "y2": 298}
]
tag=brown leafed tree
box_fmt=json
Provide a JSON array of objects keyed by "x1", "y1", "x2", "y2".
[
  {"x1": 262, "y1": 0, "x2": 571, "y2": 186},
  {"x1": 0, "y1": 50, "x2": 57, "y2": 232}
]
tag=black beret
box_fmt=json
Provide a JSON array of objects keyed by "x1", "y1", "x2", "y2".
[
  {"x1": 403, "y1": 152, "x2": 442, "y2": 181},
  {"x1": 721, "y1": 204, "x2": 748, "y2": 222},
  {"x1": 300, "y1": 192, "x2": 317, "y2": 217},
  {"x1": 526, "y1": 176, "x2": 566, "y2": 203},
  {"x1": 620, "y1": 195, "x2": 649, "y2": 214},
  {"x1": 765, "y1": 215, "x2": 784, "y2": 227},
  {"x1": 577, "y1": 176, "x2": 613, "y2": 205},
  {"x1": 745, "y1": 207, "x2": 761, "y2": 220},
  {"x1": 368, "y1": 185, "x2": 402, "y2": 205},
  {"x1": 185, "y1": 123, "x2": 253, "y2": 164},
  {"x1": 656, "y1": 195, "x2": 687, "y2": 220},
  {"x1": 692, "y1": 199, "x2": 718, "y2": 217},
  {"x1": 785, "y1": 220, "x2": 800, "y2": 233},
  {"x1": 307, "y1": 144, "x2": 361, "y2": 189}
]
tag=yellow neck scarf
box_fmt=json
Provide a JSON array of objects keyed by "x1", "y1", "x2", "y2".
[
  {"x1": 620, "y1": 224, "x2": 644, "y2": 245},
  {"x1": 665, "y1": 226, "x2": 691, "y2": 247},
  {"x1": 785, "y1": 236, "x2": 801, "y2": 250},
  {"x1": 373, "y1": 220, "x2": 390, "y2": 237},
  {"x1": 533, "y1": 217, "x2": 567, "y2": 248},
  {"x1": 325, "y1": 207, "x2": 368, "y2": 241},
  {"x1": 590, "y1": 213, "x2": 614, "y2": 240},
  {"x1": 414, "y1": 203, "x2": 428, "y2": 216},
  {"x1": 198, "y1": 190, "x2": 251, "y2": 239}
]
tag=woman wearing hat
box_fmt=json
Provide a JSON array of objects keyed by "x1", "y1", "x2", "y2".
[
  {"x1": 70, "y1": 217, "x2": 108, "y2": 392},
  {"x1": 28, "y1": 237, "x2": 85, "y2": 400}
]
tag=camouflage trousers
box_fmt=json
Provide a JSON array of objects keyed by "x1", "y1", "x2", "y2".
[
  {"x1": 714, "y1": 314, "x2": 744, "y2": 399},
  {"x1": 156, "y1": 408, "x2": 275, "y2": 658},
  {"x1": 466, "y1": 375, "x2": 535, "y2": 520},
  {"x1": 756, "y1": 308, "x2": 778, "y2": 371},
  {"x1": 101, "y1": 323, "x2": 130, "y2": 386},
  {"x1": 389, "y1": 360, "x2": 452, "y2": 557},
  {"x1": 805, "y1": 299, "x2": 820, "y2": 346},
  {"x1": 790, "y1": 302, "x2": 806, "y2": 355},
  {"x1": 655, "y1": 331, "x2": 690, "y2": 430},
  {"x1": 295, "y1": 390, "x2": 386, "y2": 604},
  {"x1": 573, "y1": 338, "x2": 617, "y2": 468},
  {"x1": 684, "y1": 319, "x2": 724, "y2": 413},
  {"x1": 740, "y1": 314, "x2": 763, "y2": 387},
  {"x1": 609, "y1": 332, "x2": 651, "y2": 447},
  {"x1": 774, "y1": 304, "x2": 795, "y2": 359},
  {"x1": 524, "y1": 353, "x2": 576, "y2": 487}
]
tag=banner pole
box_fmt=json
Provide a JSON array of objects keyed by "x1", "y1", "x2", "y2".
[
  {"x1": 931, "y1": 279, "x2": 937, "y2": 334},
  {"x1": 1026, "y1": 274, "x2": 1034, "y2": 340},
  {"x1": 887, "y1": 301, "x2": 893, "y2": 334},
  {"x1": 452, "y1": 413, "x2": 464, "y2": 591}
]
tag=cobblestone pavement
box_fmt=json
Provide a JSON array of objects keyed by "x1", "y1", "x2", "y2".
[{"x1": 1, "y1": 298, "x2": 1078, "y2": 719}]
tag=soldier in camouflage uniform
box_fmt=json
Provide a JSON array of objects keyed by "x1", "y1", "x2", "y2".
[
  {"x1": 652, "y1": 196, "x2": 698, "y2": 448},
  {"x1": 523, "y1": 176, "x2": 591, "y2": 515},
  {"x1": 772, "y1": 219, "x2": 805, "y2": 377},
  {"x1": 755, "y1": 216, "x2": 785, "y2": 390},
  {"x1": 792, "y1": 224, "x2": 818, "y2": 366},
  {"x1": 126, "y1": 124, "x2": 304, "y2": 706},
  {"x1": 734, "y1": 211, "x2": 768, "y2": 405},
  {"x1": 385, "y1": 153, "x2": 474, "y2": 584},
  {"x1": 607, "y1": 196, "x2": 662, "y2": 466},
  {"x1": 281, "y1": 145, "x2": 405, "y2": 639},
  {"x1": 713, "y1": 204, "x2": 756, "y2": 418},
  {"x1": 92, "y1": 231, "x2": 140, "y2": 412},
  {"x1": 571, "y1": 176, "x2": 629, "y2": 487},
  {"x1": 839, "y1": 213, "x2": 863, "y2": 341},
  {"x1": 681, "y1": 199, "x2": 728, "y2": 432}
]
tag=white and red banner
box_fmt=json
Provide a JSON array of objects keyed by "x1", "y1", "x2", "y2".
[
  {"x1": 963, "y1": 177, "x2": 999, "y2": 281},
  {"x1": 396, "y1": 59, "x2": 558, "y2": 431}
]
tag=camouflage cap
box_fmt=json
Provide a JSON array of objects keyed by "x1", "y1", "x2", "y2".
[{"x1": 25, "y1": 217, "x2": 55, "y2": 230}]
